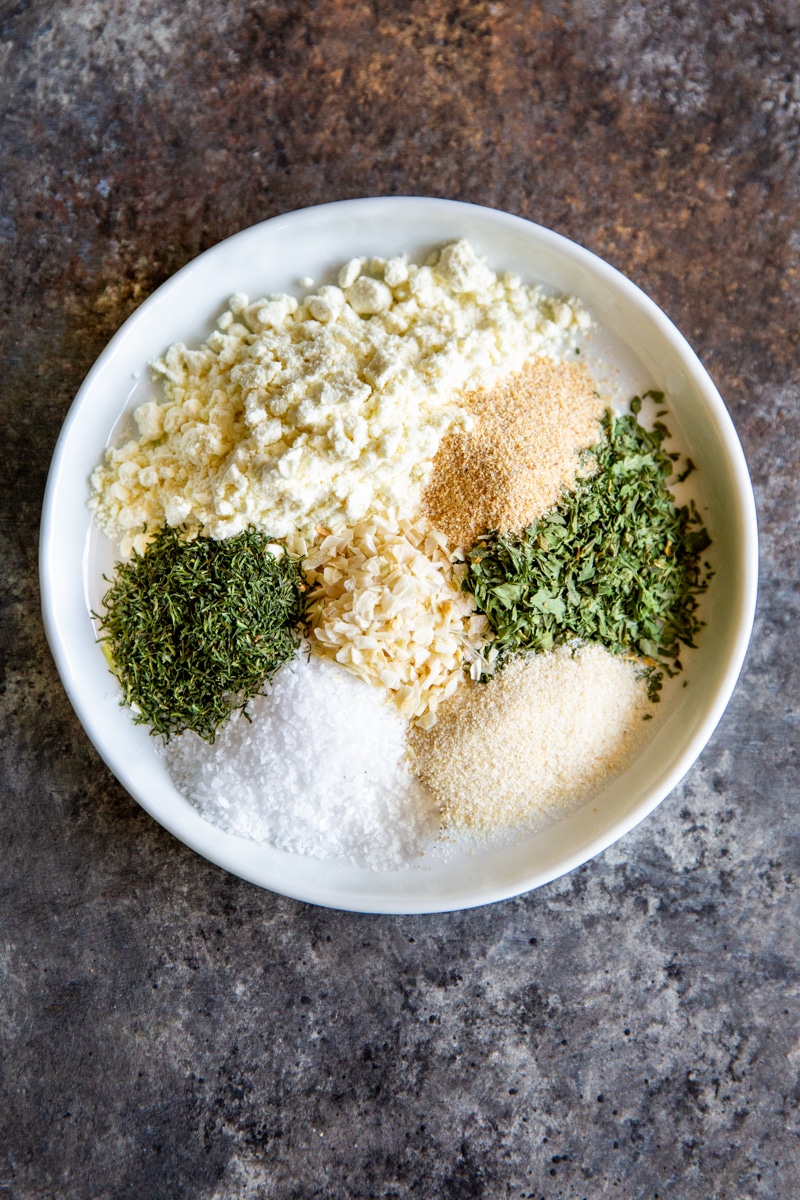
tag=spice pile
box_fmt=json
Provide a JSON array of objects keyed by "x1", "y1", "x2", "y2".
[
  {"x1": 302, "y1": 514, "x2": 486, "y2": 728},
  {"x1": 90, "y1": 240, "x2": 712, "y2": 870},
  {"x1": 464, "y1": 401, "x2": 712, "y2": 701},
  {"x1": 164, "y1": 655, "x2": 439, "y2": 870},
  {"x1": 409, "y1": 644, "x2": 652, "y2": 834},
  {"x1": 96, "y1": 526, "x2": 305, "y2": 741},
  {"x1": 422, "y1": 356, "x2": 604, "y2": 548}
]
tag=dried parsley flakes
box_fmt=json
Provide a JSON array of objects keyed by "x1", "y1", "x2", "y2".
[
  {"x1": 96, "y1": 526, "x2": 306, "y2": 742},
  {"x1": 464, "y1": 403, "x2": 712, "y2": 699}
]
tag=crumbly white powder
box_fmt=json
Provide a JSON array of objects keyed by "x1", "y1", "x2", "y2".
[
  {"x1": 162, "y1": 654, "x2": 440, "y2": 870},
  {"x1": 90, "y1": 239, "x2": 589, "y2": 555}
]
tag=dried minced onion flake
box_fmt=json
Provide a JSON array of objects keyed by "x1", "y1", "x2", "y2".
[{"x1": 304, "y1": 512, "x2": 490, "y2": 726}]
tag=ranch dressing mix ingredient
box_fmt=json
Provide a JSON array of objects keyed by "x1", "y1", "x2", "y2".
[
  {"x1": 163, "y1": 654, "x2": 439, "y2": 870},
  {"x1": 422, "y1": 356, "x2": 605, "y2": 549},
  {"x1": 90, "y1": 239, "x2": 589, "y2": 557},
  {"x1": 302, "y1": 511, "x2": 488, "y2": 728},
  {"x1": 89, "y1": 239, "x2": 711, "y2": 871},
  {"x1": 409, "y1": 644, "x2": 652, "y2": 834},
  {"x1": 464, "y1": 400, "x2": 712, "y2": 701},
  {"x1": 96, "y1": 525, "x2": 306, "y2": 741}
]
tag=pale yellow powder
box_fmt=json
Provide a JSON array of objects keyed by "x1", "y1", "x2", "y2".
[{"x1": 408, "y1": 644, "x2": 652, "y2": 834}]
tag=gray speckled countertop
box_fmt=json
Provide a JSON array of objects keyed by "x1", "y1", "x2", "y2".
[{"x1": 1, "y1": 3, "x2": 798, "y2": 1197}]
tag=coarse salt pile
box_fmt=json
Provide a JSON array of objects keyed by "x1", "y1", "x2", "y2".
[
  {"x1": 89, "y1": 239, "x2": 589, "y2": 556},
  {"x1": 303, "y1": 511, "x2": 490, "y2": 727},
  {"x1": 162, "y1": 653, "x2": 440, "y2": 870},
  {"x1": 409, "y1": 644, "x2": 652, "y2": 834}
]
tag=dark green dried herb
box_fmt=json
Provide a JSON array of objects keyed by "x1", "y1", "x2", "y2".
[
  {"x1": 96, "y1": 526, "x2": 306, "y2": 742},
  {"x1": 465, "y1": 401, "x2": 712, "y2": 699}
]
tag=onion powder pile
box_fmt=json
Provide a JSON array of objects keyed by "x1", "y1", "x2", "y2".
[{"x1": 162, "y1": 653, "x2": 439, "y2": 870}]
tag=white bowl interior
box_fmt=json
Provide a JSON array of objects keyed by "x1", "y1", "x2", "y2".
[{"x1": 40, "y1": 198, "x2": 758, "y2": 913}]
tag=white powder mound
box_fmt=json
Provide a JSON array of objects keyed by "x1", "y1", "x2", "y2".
[
  {"x1": 90, "y1": 239, "x2": 589, "y2": 555},
  {"x1": 162, "y1": 654, "x2": 440, "y2": 870}
]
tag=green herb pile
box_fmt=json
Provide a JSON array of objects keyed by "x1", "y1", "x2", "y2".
[
  {"x1": 465, "y1": 398, "x2": 712, "y2": 699},
  {"x1": 97, "y1": 526, "x2": 306, "y2": 742}
]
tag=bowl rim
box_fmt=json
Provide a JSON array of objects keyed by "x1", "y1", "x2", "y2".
[{"x1": 39, "y1": 196, "x2": 759, "y2": 912}]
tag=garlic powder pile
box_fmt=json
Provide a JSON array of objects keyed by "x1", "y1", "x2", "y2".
[
  {"x1": 90, "y1": 240, "x2": 589, "y2": 556},
  {"x1": 423, "y1": 356, "x2": 606, "y2": 548},
  {"x1": 409, "y1": 644, "x2": 652, "y2": 834}
]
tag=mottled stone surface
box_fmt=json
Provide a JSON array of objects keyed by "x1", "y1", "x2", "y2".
[{"x1": 1, "y1": 2, "x2": 798, "y2": 1196}]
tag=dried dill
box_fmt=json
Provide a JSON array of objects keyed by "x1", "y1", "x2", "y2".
[
  {"x1": 465, "y1": 401, "x2": 712, "y2": 699},
  {"x1": 96, "y1": 526, "x2": 306, "y2": 742}
]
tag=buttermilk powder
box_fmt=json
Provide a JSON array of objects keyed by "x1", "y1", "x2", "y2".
[{"x1": 90, "y1": 240, "x2": 588, "y2": 556}]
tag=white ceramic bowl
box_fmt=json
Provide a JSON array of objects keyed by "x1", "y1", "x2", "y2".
[{"x1": 40, "y1": 197, "x2": 758, "y2": 913}]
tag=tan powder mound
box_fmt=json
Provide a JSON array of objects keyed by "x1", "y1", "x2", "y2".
[
  {"x1": 408, "y1": 645, "x2": 652, "y2": 835},
  {"x1": 422, "y1": 356, "x2": 606, "y2": 548}
]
